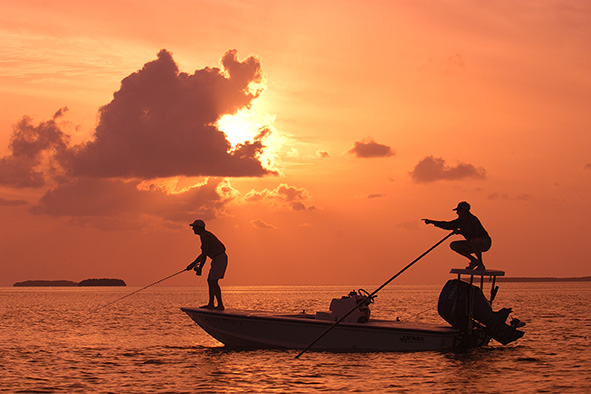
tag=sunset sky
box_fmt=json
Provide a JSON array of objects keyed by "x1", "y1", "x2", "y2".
[{"x1": 1, "y1": 0, "x2": 590, "y2": 287}]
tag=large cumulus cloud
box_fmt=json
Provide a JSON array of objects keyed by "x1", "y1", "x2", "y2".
[
  {"x1": 65, "y1": 49, "x2": 274, "y2": 179},
  {"x1": 0, "y1": 49, "x2": 278, "y2": 225}
]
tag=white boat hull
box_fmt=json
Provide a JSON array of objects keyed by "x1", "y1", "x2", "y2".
[{"x1": 181, "y1": 307, "x2": 461, "y2": 352}]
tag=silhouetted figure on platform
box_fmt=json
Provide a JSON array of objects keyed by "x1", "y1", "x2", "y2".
[
  {"x1": 423, "y1": 201, "x2": 491, "y2": 270},
  {"x1": 186, "y1": 220, "x2": 227, "y2": 310}
]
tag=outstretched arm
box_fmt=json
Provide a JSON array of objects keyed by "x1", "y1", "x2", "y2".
[{"x1": 423, "y1": 218, "x2": 458, "y2": 231}]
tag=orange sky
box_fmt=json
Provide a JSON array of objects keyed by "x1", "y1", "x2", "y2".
[{"x1": 1, "y1": 1, "x2": 590, "y2": 287}]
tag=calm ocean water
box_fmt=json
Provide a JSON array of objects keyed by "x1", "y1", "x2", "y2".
[{"x1": 1, "y1": 282, "x2": 590, "y2": 393}]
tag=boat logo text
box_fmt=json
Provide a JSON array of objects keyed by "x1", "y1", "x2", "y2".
[{"x1": 399, "y1": 335, "x2": 425, "y2": 343}]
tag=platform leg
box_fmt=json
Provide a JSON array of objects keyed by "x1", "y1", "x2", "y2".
[{"x1": 490, "y1": 276, "x2": 498, "y2": 304}]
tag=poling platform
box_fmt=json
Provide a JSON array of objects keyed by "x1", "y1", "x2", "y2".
[
  {"x1": 450, "y1": 268, "x2": 504, "y2": 302},
  {"x1": 450, "y1": 268, "x2": 505, "y2": 276}
]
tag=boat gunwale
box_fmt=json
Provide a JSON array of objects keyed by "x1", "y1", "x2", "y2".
[{"x1": 180, "y1": 307, "x2": 460, "y2": 336}]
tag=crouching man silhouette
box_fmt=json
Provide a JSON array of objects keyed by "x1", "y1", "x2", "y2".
[{"x1": 423, "y1": 201, "x2": 491, "y2": 270}]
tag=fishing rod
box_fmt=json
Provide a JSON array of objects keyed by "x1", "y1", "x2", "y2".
[
  {"x1": 295, "y1": 231, "x2": 455, "y2": 359},
  {"x1": 93, "y1": 268, "x2": 187, "y2": 311}
]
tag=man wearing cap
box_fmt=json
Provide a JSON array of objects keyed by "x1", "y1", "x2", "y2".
[
  {"x1": 186, "y1": 220, "x2": 228, "y2": 310},
  {"x1": 423, "y1": 202, "x2": 491, "y2": 270}
]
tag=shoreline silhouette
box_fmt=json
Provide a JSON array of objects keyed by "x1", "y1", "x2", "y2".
[
  {"x1": 496, "y1": 276, "x2": 591, "y2": 282},
  {"x1": 13, "y1": 278, "x2": 126, "y2": 287}
]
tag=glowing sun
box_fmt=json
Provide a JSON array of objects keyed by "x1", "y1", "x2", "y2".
[{"x1": 216, "y1": 101, "x2": 283, "y2": 171}]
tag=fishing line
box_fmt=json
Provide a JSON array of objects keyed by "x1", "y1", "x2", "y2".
[
  {"x1": 403, "y1": 306, "x2": 432, "y2": 321},
  {"x1": 92, "y1": 268, "x2": 187, "y2": 312}
]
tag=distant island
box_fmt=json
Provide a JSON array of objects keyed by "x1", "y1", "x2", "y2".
[
  {"x1": 13, "y1": 278, "x2": 127, "y2": 287},
  {"x1": 79, "y1": 278, "x2": 126, "y2": 286},
  {"x1": 13, "y1": 280, "x2": 78, "y2": 287}
]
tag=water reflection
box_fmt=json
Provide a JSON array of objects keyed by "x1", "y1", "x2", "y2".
[{"x1": 1, "y1": 283, "x2": 590, "y2": 393}]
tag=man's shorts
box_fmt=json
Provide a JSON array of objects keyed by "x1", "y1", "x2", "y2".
[
  {"x1": 470, "y1": 237, "x2": 492, "y2": 253},
  {"x1": 208, "y1": 252, "x2": 228, "y2": 280}
]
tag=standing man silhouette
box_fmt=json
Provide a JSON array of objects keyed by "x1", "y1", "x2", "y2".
[
  {"x1": 423, "y1": 201, "x2": 491, "y2": 270},
  {"x1": 186, "y1": 220, "x2": 228, "y2": 310}
]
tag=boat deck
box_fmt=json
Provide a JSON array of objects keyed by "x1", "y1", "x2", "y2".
[{"x1": 181, "y1": 307, "x2": 456, "y2": 333}]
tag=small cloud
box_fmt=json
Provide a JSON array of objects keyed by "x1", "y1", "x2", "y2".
[
  {"x1": 410, "y1": 156, "x2": 486, "y2": 183},
  {"x1": 348, "y1": 138, "x2": 394, "y2": 158},
  {"x1": 244, "y1": 183, "x2": 313, "y2": 211},
  {"x1": 290, "y1": 201, "x2": 307, "y2": 211},
  {"x1": 284, "y1": 148, "x2": 299, "y2": 159},
  {"x1": 367, "y1": 193, "x2": 386, "y2": 199},
  {"x1": 0, "y1": 197, "x2": 28, "y2": 206},
  {"x1": 584, "y1": 163, "x2": 591, "y2": 170},
  {"x1": 276, "y1": 184, "x2": 309, "y2": 201},
  {"x1": 316, "y1": 150, "x2": 330, "y2": 158},
  {"x1": 487, "y1": 192, "x2": 508, "y2": 200},
  {"x1": 251, "y1": 219, "x2": 276, "y2": 229},
  {"x1": 444, "y1": 53, "x2": 465, "y2": 75},
  {"x1": 487, "y1": 192, "x2": 531, "y2": 201},
  {"x1": 419, "y1": 53, "x2": 466, "y2": 76}
]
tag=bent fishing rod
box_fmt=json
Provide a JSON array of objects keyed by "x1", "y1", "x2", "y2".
[
  {"x1": 295, "y1": 231, "x2": 455, "y2": 359},
  {"x1": 93, "y1": 267, "x2": 187, "y2": 312}
]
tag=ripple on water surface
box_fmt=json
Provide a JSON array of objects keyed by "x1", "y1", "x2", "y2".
[{"x1": 1, "y1": 283, "x2": 590, "y2": 393}]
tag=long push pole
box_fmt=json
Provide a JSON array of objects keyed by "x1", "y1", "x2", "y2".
[{"x1": 295, "y1": 231, "x2": 455, "y2": 359}]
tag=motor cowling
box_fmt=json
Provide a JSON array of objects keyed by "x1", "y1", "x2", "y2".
[
  {"x1": 438, "y1": 279, "x2": 524, "y2": 345},
  {"x1": 313, "y1": 290, "x2": 371, "y2": 323}
]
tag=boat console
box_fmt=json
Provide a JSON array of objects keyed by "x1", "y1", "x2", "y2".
[
  {"x1": 438, "y1": 268, "x2": 525, "y2": 347},
  {"x1": 315, "y1": 289, "x2": 373, "y2": 323}
]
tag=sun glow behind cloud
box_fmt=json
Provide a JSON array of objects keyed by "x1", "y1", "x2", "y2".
[{"x1": 217, "y1": 100, "x2": 283, "y2": 172}]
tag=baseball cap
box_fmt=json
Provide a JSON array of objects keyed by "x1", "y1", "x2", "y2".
[
  {"x1": 452, "y1": 201, "x2": 471, "y2": 211},
  {"x1": 189, "y1": 219, "x2": 205, "y2": 228}
]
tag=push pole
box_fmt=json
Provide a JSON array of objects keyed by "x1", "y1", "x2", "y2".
[{"x1": 295, "y1": 231, "x2": 455, "y2": 359}]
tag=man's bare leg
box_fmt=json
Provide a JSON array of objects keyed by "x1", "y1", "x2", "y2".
[
  {"x1": 450, "y1": 240, "x2": 479, "y2": 268},
  {"x1": 209, "y1": 278, "x2": 224, "y2": 310}
]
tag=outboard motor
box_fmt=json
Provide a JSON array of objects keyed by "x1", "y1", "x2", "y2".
[{"x1": 438, "y1": 279, "x2": 525, "y2": 345}]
